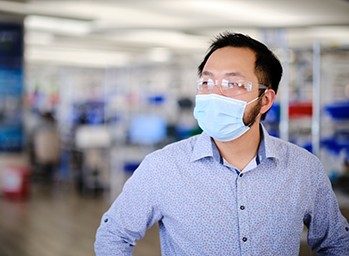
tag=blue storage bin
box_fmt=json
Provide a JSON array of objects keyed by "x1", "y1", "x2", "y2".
[
  {"x1": 123, "y1": 161, "x2": 140, "y2": 174},
  {"x1": 324, "y1": 101, "x2": 349, "y2": 120},
  {"x1": 263, "y1": 103, "x2": 280, "y2": 123}
]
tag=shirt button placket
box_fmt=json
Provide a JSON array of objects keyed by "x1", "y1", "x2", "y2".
[{"x1": 236, "y1": 172, "x2": 250, "y2": 255}]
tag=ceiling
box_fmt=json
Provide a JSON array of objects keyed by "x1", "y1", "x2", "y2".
[{"x1": 1, "y1": 0, "x2": 349, "y2": 67}]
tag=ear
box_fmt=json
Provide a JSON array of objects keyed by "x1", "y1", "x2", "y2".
[{"x1": 260, "y1": 89, "x2": 275, "y2": 115}]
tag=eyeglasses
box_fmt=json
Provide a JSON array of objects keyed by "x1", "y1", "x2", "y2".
[{"x1": 196, "y1": 77, "x2": 268, "y2": 97}]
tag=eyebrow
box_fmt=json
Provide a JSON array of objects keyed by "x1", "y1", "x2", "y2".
[{"x1": 202, "y1": 71, "x2": 245, "y2": 78}]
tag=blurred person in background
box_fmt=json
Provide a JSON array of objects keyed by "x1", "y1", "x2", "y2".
[
  {"x1": 32, "y1": 111, "x2": 60, "y2": 182},
  {"x1": 95, "y1": 32, "x2": 349, "y2": 255}
]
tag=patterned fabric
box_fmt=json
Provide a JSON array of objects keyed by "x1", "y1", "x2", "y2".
[{"x1": 95, "y1": 125, "x2": 349, "y2": 256}]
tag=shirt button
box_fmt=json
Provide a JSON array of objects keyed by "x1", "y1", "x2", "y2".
[
  {"x1": 240, "y1": 205, "x2": 245, "y2": 210},
  {"x1": 239, "y1": 173, "x2": 243, "y2": 177},
  {"x1": 346, "y1": 227, "x2": 349, "y2": 232},
  {"x1": 242, "y1": 237, "x2": 248, "y2": 242}
]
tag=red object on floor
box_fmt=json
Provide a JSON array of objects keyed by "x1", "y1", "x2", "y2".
[{"x1": 2, "y1": 166, "x2": 31, "y2": 200}]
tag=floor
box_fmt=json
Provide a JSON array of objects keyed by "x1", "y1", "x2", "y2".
[
  {"x1": 0, "y1": 181, "x2": 161, "y2": 256},
  {"x1": 0, "y1": 180, "x2": 348, "y2": 256}
]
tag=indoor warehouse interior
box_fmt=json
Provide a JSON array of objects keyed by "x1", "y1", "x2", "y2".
[{"x1": 0, "y1": 0, "x2": 349, "y2": 255}]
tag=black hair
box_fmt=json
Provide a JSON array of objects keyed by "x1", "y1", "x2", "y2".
[{"x1": 198, "y1": 32, "x2": 283, "y2": 120}]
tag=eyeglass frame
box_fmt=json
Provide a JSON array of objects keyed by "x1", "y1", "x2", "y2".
[{"x1": 196, "y1": 77, "x2": 268, "y2": 97}]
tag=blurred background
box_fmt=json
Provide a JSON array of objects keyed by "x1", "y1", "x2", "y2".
[{"x1": 0, "y1": 0, "x2": 349, "y2": 255}]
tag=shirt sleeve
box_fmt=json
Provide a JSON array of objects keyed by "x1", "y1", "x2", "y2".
[
  {"x1": 305, "y1": 162, "x2": 349, "y2": 255},
  {"x1": 94, "y1": 156, "x2": 163, "y2": 256}
]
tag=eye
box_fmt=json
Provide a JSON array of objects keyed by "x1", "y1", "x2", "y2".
[
  {"x1": 228, "y1": 81, "x2": 241, "y2": 88},
  {"x1": 197, "y1": 78, "x2": 214, "y2": 92},
  {"x1": 202, "y1": 79, "x2": 214, "y2": 87},
  {"x1": 223, "y1": 81, "x2": 244, "y2": 89}
]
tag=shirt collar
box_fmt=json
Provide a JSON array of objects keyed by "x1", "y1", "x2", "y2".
[
  {"x1": 190, "y1": 124, "x2": 280, "y2": 163},
  {"x1": 190, "y1": 132, "x2": 217, "y2": 162},
  {"x1": 260, "y1": 124, "x2": 279, "y2": 161}
]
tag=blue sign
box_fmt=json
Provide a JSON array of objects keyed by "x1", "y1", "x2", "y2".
[
  {"x1": 0, "y1": 23, "x2": 23, "y2": 68},
  {"x1": 0, "y1": 22, "x2": 24, "y2": 152}
]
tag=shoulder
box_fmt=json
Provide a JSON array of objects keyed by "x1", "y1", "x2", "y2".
[
  {"x1": 266, "y1": 136, "x2": 329, "y2": 188},
  {"x1": 130, "y1": 135, "x2": 202, "y2": 182},
  {"x1": 267, "y1": 135, "x2": 323, "y2": 169},
  {"x1": 146, "y1": 134, "x2": 201, "y2": 162}
]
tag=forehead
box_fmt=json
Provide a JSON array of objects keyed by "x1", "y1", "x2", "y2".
[{"x1": 203, "y1": 47, "x2": 256, "y2": 77}]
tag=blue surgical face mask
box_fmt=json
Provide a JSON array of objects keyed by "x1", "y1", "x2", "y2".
[{"x1": 193, "y1": 94, "x2": 260, "y2": 142}]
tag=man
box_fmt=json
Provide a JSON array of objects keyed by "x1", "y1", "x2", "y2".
[{"x1": 95, "y1": 32, "x2": 349, "y2": 255}]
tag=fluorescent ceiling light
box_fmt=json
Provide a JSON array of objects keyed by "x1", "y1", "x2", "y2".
[
  {"x1": 25, "y1": 47, "x2": 131, "y2": 67},
  {"x1": 156, "y1": 0, "x2": 300, "y2": 26},
  {"x1": 109, "y1": 30, "x2": 208, "y2": 51},
  {"x1": 145, "y1": 48, "x2": 172, "y2": 62},
  {"x1": 310, "y1": 26, "x2": 349, "y2": 40},
  {"x1": 24, "y1": 15, "x2": 91, "y2": 35},
  {"x1": 25, "y1": 31, "x2": 54, "y2": 45},
  {"x1": 288, "y1": 26, "x2": 349, "y2": 47},
  {"x1": 154, "y1": 0, "x2": 349, "y2": 27},
  {"x1": 27, "y1": 0, "x2": 189, "y2": 27}
]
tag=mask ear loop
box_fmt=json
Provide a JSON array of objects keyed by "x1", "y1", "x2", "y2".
[
  {"x1": 246, "y1": 89, "x2": 268, "y2": 105},
  {"x1": 259, "y1": 88, "x2": 268, "y2": 97}
]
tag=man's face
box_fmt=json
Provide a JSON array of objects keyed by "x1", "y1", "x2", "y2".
[{"x1": 202, "y1": 46, "x2": 262, "y2": 124}]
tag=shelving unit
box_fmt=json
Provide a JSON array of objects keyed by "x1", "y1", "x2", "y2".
[
  {"x1": 263, "y1": 45, "x2": 349, "y2": 184},
  {"x1": 319, "y1": 49, "x2": 349, "y2": 183}
]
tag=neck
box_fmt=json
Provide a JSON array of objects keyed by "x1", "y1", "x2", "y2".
[{"x1": 214, "y1": 123, "x2": 261, "y2": 171}]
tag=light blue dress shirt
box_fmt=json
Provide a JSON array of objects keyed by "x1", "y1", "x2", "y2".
[{"x1": 95, "y1": 125, "x2": 349, "y2": 255}]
